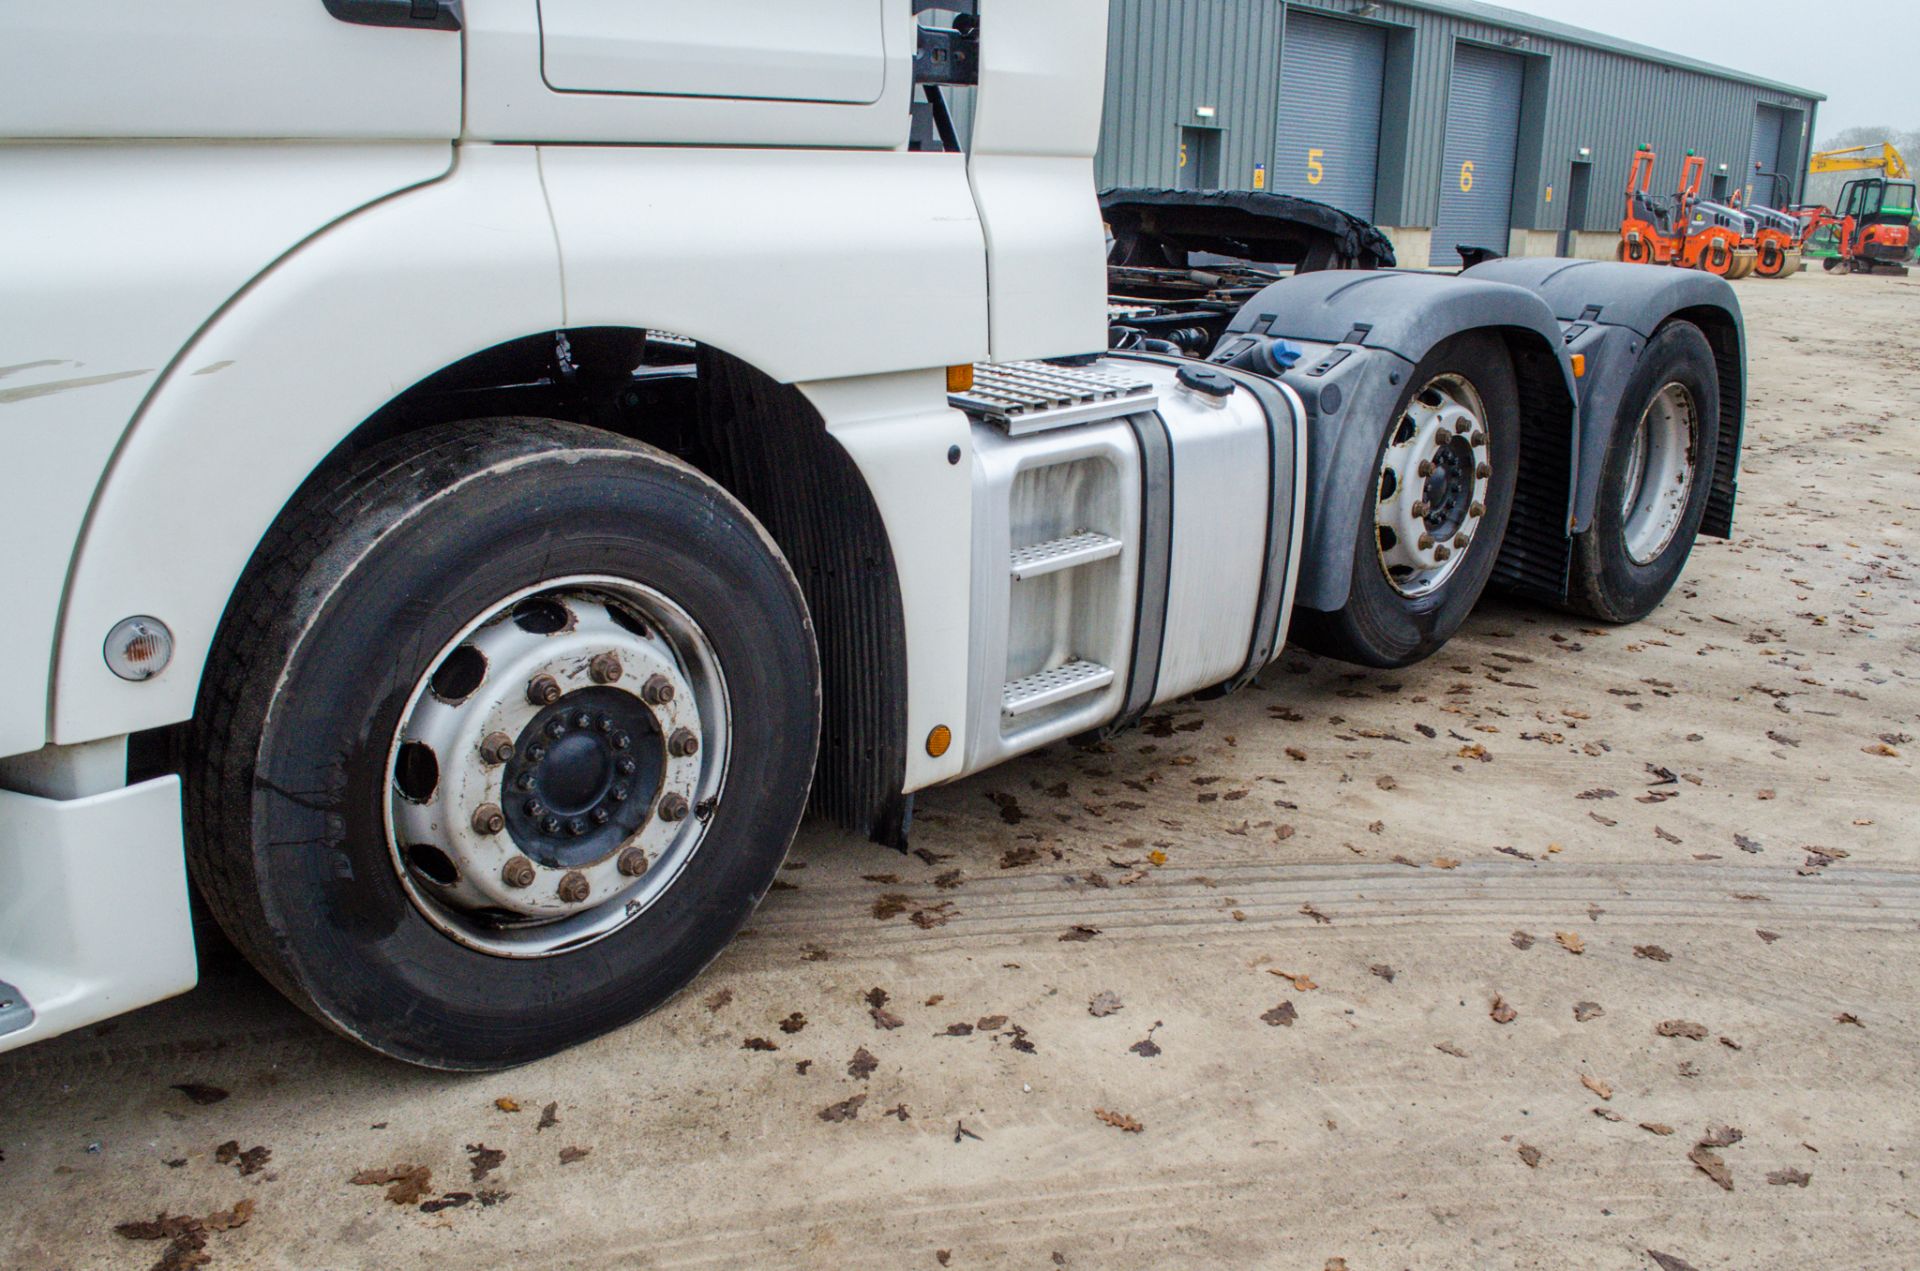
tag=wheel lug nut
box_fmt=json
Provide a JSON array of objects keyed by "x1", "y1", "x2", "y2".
[
  {"x1": 471, "y1": 803, "x2": 506, "y2": 835},
  {"x1": 612, "y1": 732, "x2": 631, "y2": 751},
  {"x1": 667, "y1": 728, "x2": 700, "y2": 758},
  {"x1": 617, "y1": 846, "x2": 649, "y2": 877},
  {"x1": 1470, "y1": 430, "x2": 1486, "y2": 446},
  {"x1": 527, "y1": 674, "x2": 562, "y2": 706},
  {"x1": 1410, "y1": 500, "x2": 1430, "y2": 518},
  {"x1": 595, "y1": 714, "x2": 613, "y2": 733},
  {"x1": 479, "y1": 732, "x2": 515, "y2": 765},
  {"x1": 540, "y1": 815, "x2": 561, "y2": 834},
  {"x1": 1469, "y1": 502, "x2": 1485, "y2": 518},
  {"x1": 1476, "y1": 462, "x2": 1491, "y2": 479},
  {"x1": 658, "y1": 792, "x2": 690, "y2": 822},
  {"x1": 557, "y1": 871, "x2": 590, "y2": 904},
  {"x1": 612, "y1": 783, "x2": 630, "y2": 803},
  {"x1": 502, "y1": 856, "x2": 536, "y2": 889},
  {"x1": 525, "y1": 799, "x2": 546, "y2": 818},
  {"x1": 1453, "y1": 533, "x2": 1470, "y2": 548},
  {"x1": 641, "y1": 674, "x2": 676, "y2": 706},
  {"x1": 574, "y1": 710, "x2": 592, "y2": 729},
  {"x1": 1417, "y1": 533, "x2": 1434, "y2": 550},
  {"x1": 589, "y1": 651, "x2": 623, "y2": 684},
  {"x1": 516, "y1": 773, "x2": 537, "y2": 792},
  {"x1": 526, "y1": 743, "x2": 547, "y2": 763},
  {"x1": 616, "y1": 756, "x2": 637, "y2": 776},
  {"x1": 547, "y1": 718, "x2": 568, "y2": 739},
  {"x1": 592, "y1": 807, "x2": 611, "y2": 825},
  {"x1": 1417, "y1": 460, "x2": 1433, "y2": 477},
  {"x1": 1434, "y1": 544, "x2": 1452, "y2": 561},
  {"x1": 567, "y1": 817, "x2": 588, "y2": 837}
]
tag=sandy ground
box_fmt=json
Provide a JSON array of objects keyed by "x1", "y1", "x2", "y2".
[{"x1": 3, "y1": 270, "x2": 1917, "y2": 1271}]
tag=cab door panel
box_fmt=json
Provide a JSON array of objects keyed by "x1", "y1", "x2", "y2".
[{"x1": 539, "y1": 0, "x2": 887, "y2": 103}]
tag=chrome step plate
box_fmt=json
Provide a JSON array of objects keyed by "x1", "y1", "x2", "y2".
[
  {"x1": 1002, "y1": 659, "x2": 1116, "y2": 718},
  {"x1": 952, "y1": 362, "x2": 1157, "y2": 436},
  {"x1": 1009, "y1": 530, "x2": 1124, "y2": 581}
]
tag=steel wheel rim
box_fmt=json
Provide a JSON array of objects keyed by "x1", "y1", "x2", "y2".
[
  {"x1": 1374, "y1": 372, "x2": 1492, "y2": 598},
  {"x1": 384, "y1": 575, "x2": 730, "y2": 958},
  {"x1": 1619, "y1": 382, "x2": 1696, "y2": 565}
]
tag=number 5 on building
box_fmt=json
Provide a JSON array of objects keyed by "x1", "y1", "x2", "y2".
[
  {"x1": 1459, "y1": 160, "x2": 1475, "y2": 193},
  {"x1": 1306, "y1": 148, "x2": 1325, "y2": 185}
]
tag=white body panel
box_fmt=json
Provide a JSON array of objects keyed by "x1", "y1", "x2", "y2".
[
  {"x1": 0, "y1": 778, "x2": 196, "y2": 1054},
  {"x1": 0, "y1": 3, "x2": 459, "y2": 140},
  {"x1": 541, "y1": 0, "x2": 889, "y2": 103},
  {"x1": 464, "y1": 0, "x2": 911, "y2": 148},
  {"x1": 539, "y1": 146, "x2": 988, "y2": 382},
  {"x1": 0, "y1": 141, "x2": 452, "y2": 760},
  {"x1": 797, "y1": 373, "x2": 976, "y2": 791},
  {"x1": 50, "y1": 145, "x2": 561, "y2": 745},
  {"x1": 966, "y1": 1, "x2": 1110, "y2": 360}
]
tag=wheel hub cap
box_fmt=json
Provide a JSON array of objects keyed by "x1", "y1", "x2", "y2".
[
  {"x1": 1619, "y1": 382, "x2": 1697, "y2": 565},
  {"x1": 385, "y1": 580, "x2": 728, "y2": 958},
  {"x1": 502, "y1": 686, "x2": 661, "y2": 870},
  {"x1": 1375, "y1": 373, "x2": 1491, "y2": 598}
]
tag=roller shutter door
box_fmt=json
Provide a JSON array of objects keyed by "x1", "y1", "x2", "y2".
[
  {"x1": 1747, "y1": 105, "x2": 1785, "y2": 203},
  {"x1": 1430, "y1": 44, "x2": 1523, "y2": 266},
  {"x1": 1273, "y1": 12, "x2": 1386, "y2": 222}
]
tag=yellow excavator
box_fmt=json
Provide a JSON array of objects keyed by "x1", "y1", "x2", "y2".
[{"x1": 1808, "y1": 142, "x2": 1910, "y2": 179}]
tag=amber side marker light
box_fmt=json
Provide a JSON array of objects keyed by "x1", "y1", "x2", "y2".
[
  {"x1": 1570, "y1": 353, "x2": 1586, "y2": 378},
  {"x1": 946, "y1": 364, "x2": 975, "y2": 393},
  {"x1": 926, "y1": 724, "x2": 953, "y2": 758}
]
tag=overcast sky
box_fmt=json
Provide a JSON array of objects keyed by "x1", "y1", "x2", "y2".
[{"x1": 1496, "y1": 0, "x2": 1899, "y2": 137}]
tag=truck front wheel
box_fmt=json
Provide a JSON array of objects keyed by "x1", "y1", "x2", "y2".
[
  {"x1": 187, "y1": 420, "x2": 819, "y2": 1069},
  {"x1": 1294, "y1": 332, "x2": 1521, "y2": 668},
  {"x1": 1566, "y1": 321, "x2": 1719, "y2": 623}
]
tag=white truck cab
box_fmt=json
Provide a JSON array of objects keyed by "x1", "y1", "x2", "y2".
[{"x1": 0, "y1": 1, "x2": 1743, "y2": 1067}]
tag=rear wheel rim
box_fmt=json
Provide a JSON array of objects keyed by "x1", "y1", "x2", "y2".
[
  {"x1": 1374, "y1": 373, "x2": 1492, "y2": 598},
  {"x1": 1619, "y1": 382, "x2": 1697, "y2": 565},
  {"x1": 384, "y1": 576, "x2": 730, "y2": 958}
]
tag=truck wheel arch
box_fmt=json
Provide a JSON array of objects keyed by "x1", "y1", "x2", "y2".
[
  {"x1": 1222, "y1": 271, "x2": 1580, "y2": 613},
  {"x1": 1461, "y1": 258, "x2": 1746, "y2": 540}
]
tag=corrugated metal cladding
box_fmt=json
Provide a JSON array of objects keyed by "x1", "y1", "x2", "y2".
[
  {"x1": 1431, "y1": 43, "x2": 1524, "y2": 264},
  {"x1": 1273, "y1": 11, "x2": 1387, "y2": 221},
  {"x1": 1095, "y1": 0, "x2": 1824, "y2": 247}
]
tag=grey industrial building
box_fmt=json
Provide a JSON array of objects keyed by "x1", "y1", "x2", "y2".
[{"x1": 1093, "y1": 0, "x2": 1825, "y2": 267}]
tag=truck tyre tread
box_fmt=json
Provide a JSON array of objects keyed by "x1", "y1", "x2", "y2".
[
  {"x1": 1292, "y1": 332, "x2": 1521, "y2": 668},
  {"x1": 1565, "y1": 320, "x2": 1720, "y2": 623},
  {"x1": 186, "y1": 419, "x2": 820, "y2": 1069}
]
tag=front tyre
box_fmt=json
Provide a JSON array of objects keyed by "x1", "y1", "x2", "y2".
[
  {"x1": 187, "y1": 420, "x2": 820, "y2": 1069},
  {"x1": 1565, "y1": 321, "x2": 1719, "y2": 623},
  {"x1": 1292, "y1": 332, "x2": 1521, "y2": 668}
]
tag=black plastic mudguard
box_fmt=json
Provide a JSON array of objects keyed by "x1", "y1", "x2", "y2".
[
  {"x1": 1462, "y1": 258, "x2": 1746, "y2": 536},
  {"x1": 1212, "y1": 269, "x2": 1579, "y2": 613}
]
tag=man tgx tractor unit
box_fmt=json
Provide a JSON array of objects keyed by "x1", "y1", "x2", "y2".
[{"x1": 0, "y1": 1, "x2": 1745, "y2": 1069}]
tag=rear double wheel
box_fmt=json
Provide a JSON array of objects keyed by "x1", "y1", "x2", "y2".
[
  {"x1": 1293, "y1": 332, "x2": 1521, "y2": 668},
  {"x1": 1566, "y1": 321, "x2": 1719, "y2": 623},
  {"x1": 187, "y1": 420, "x2": 820, "y2": 1069}
]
